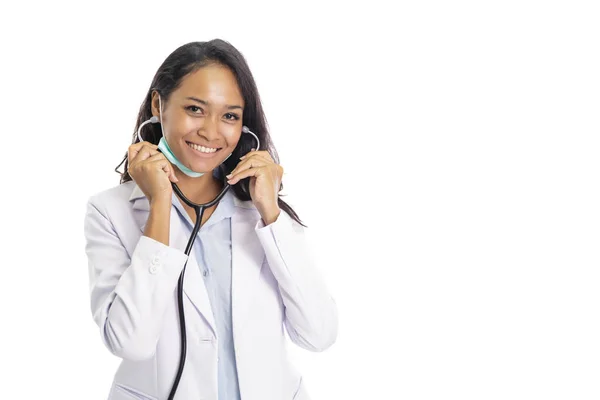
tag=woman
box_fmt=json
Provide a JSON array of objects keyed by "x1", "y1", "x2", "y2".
[{"x1": 83, "y1": 39, "x2": 338, "y2": 400}]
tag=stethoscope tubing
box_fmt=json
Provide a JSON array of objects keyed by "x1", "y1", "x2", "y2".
[{"x1": 166, "y1": 174, "x2": 232, "y2": 400}]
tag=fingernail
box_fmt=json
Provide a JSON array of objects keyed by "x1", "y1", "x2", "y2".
[{"x1": 226, "y1": 173, "x2": 232, "y2": 178}]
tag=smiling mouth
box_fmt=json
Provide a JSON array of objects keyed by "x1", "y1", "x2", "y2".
[{"x1": 186, "y1": 141, "x2": 222, "y2": 154}]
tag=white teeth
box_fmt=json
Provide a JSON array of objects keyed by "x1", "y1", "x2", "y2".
[{"x1": 187, "y1": 142, "x2": 218, "y2": 153}]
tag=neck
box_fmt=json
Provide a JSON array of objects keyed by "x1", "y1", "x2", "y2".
[{"x1": 172, "y1": 168, "x2": 224, "y2": 204}]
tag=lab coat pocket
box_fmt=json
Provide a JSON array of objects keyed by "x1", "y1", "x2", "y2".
[{"x1": 113, "y1": 383, "x2": 157, "y2": 400}]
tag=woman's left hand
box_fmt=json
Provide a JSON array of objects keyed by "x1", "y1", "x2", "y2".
[{"x1": 226, "y1": 149, "x2": 282, "y2": 224}]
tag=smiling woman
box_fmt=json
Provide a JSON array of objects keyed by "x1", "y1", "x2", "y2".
[
  {"x1": 84, "y1": 39, "x2": 338, "y2": 400},
  {"x1": 117, "y1": 40, "x2": 303, "y2": 225}
]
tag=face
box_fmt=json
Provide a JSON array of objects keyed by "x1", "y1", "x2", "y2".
[{"x1": 151, "y1": 64, "x2": 244, "y2": 173}]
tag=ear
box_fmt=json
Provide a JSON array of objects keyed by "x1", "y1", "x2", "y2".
[{"x1": 150, "y1": 90, "x2": 161, "y2": 119}]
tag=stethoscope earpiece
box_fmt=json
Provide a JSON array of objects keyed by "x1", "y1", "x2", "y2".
[{"x1": 242, "y1": 126, "x2": 260, "y2": 151}]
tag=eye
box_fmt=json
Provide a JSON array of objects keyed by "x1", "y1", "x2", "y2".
[
  {"x1": 224, "y1": 113, "x2": 240, "y2": 121},
  {"x1": 186, "y1": 105, "x2": 204, "y2": 114}
]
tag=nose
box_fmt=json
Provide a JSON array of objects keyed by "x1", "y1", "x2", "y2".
[{"x1": 197, "y1": 115, "x2": 220, "y2": 141}]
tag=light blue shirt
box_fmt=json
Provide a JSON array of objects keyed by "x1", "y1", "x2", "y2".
[{"x1": 171, "y1": 185, "x2": 241, "y2": 400}]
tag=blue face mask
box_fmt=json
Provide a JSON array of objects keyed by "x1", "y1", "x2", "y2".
[{"x1": 157, "y1": 136, "x2": 205, "y2": 177}]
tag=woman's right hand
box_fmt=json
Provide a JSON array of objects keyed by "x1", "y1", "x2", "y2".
[{"x1": 128, "y1": 141, "x2": 179, "y2": 204}]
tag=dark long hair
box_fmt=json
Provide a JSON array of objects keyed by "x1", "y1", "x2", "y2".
[{"x1": 115, "y1": 39, "x2": 305, "y2": 227}]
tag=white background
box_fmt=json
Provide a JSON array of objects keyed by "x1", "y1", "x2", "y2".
[{"x1": 0, "y1": 1, "x2": 599, "y2": 399}]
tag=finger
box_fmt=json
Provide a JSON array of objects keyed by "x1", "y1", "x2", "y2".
[
  {"x1": 129, "y1": 143, "x2": 159, "y2": 166},
  {"x1": 227, "y1": 157, "x2": 270, "y2": 179},
  {"x1": 148, "y1": 152, "x2": 179, "y2": 182},
  {"x1": 227, "y1": 165, "x2": 266, "y2": 185},
  {"x1": 128, "y1": 141, "x2": 158, "y2": 160},
  {"x1": 130, "y1": 143, "x2": 158, "y2": 163},
  {"x1": 231, "y1": 151, "x2": 273, "y2": 174},
  {"x1": 145, "y1": 153, "x2": 179, "y2": 182},
  {"x1": 130, "y1": 152, "x2": 178, "y2": 183},
  {"x1": 129, "y1": 147, "x2": 155, "y2": 168}
]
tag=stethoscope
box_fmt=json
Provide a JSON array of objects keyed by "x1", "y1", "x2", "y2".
[{"x1": 136, "y1": 105, "x2": 260, "y2": 400}]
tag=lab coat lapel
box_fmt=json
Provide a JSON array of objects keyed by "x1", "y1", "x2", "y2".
[{"x1": 129, "y1": 184, "x2": 217, "y2": 337}]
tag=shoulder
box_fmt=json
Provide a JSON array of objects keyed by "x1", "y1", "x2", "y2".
[{"x1": 86, "y1": 181, "x2": 136, "y2": 216}]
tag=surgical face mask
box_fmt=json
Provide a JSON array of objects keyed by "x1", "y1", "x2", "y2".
[
  {"x1": 136, "y1": 94, "x2": 260, "y2": 178},
  {"x1": 157, "y1": 135, "x2": 206, "y2": 177}
]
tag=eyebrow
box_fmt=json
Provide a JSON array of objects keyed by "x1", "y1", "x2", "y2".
[{"x1": 185, "y1": 96, "x2": 243, "y2": 110}]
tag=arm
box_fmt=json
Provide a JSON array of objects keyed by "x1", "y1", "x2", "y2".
[
  {"x1": 83, "y1": 196, "x2": 188, "y2": 361},
  {"x1": 254, "y1": 211, "x2": 338, "y2": 352}
]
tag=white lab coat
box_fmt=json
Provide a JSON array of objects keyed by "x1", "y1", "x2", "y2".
[{"x1": 84, "y1": 181, "x2": 338, "y2": 400}]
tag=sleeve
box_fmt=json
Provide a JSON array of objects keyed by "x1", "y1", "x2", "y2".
[
  {"x1": 83, "y1": 197, "x2": 189, "y2": 361},
  {"x1": 254, "y1": 210, "x2": 338, "y2": 352}
]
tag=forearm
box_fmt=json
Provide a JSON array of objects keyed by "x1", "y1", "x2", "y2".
[{"x1": 144, "y1": 197, "x2": 171, "y2": 246}]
